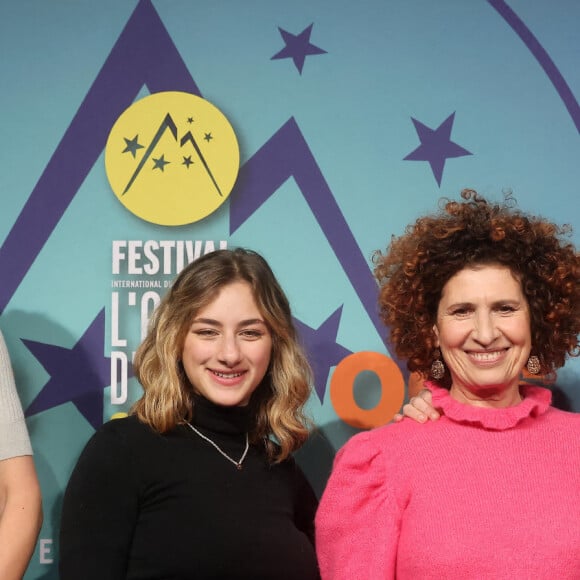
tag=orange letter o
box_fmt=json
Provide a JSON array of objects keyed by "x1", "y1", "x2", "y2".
[{"x1": 330, "y1": 351, "x2": 404, "y2": 429}]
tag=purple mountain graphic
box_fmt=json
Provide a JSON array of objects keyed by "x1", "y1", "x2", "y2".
[
  {"x1": 0, "y1": 0, "x2": 201, "y2": 314},
  {"x1": 230, "y1": 117, "x2": 405, "y2": 372},
  {"x1": 7, "y1": 0, "x2": 390, "y2": 422},
  {"x1": 3, "y1": 0, "x2": 576, "y2": 423}
]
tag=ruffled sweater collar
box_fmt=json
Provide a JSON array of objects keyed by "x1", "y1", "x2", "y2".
[
  {"x1": 191, "y1": 394, "x2": 252, "y2": 436},
  {"x1": 426, "y1": 382, "x2": 552, "y2": 431}
]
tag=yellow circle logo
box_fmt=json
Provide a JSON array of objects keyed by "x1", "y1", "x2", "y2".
[{"x1": 105, "y1": 92, "x2": 239, "y2": 226}]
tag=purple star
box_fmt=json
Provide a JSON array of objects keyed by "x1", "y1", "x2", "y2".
[
  {"x1": 271, "y1": 23, "x2": 327, "y2": 74},
  {"x1": 404, "y1": 112, "x2": 472, "y2": 186},
  {"x1": 294, "y1": 306, "x2": 352, "y2": 403},
  {"x1": 24, "y1": 309, "x2": 119, "y2": 429}
]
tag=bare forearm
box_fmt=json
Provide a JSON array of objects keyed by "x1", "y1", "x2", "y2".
[{"x1": 0, "y1": 457, "x2": 43, "y2": 579}]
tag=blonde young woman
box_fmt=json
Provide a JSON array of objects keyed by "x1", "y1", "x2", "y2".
[{"x1": 60, "y1": 248, "x2": 320, "y2": 580}]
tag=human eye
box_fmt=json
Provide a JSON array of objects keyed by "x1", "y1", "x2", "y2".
[
  {"x1": 497, "y1": 303, "x2": 517, "y2": 314},
  {"x1": 450, "y1": 305, "x2": 472, "y2": 317},
  {"x1": 240, "y1": 328, "x2": 265, "y2": 340},
  {"x1": 193, "y1": 328, "x2": 219, "y2": 338}
]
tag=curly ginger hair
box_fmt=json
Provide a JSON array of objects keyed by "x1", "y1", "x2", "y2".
[{"x1": 373, "y1": 189, "x2": 580, "y2": 381}]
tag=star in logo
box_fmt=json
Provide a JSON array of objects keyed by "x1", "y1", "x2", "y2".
[
  {"x1": 122, "y1": 135, "x2": 144, "y2": 158},
  {"x1": 152, "y1": 154, "x2": 170, "y2": 171},
  {"x1": 24, "y1": 309, "x2": 119, "y2": 430},
  {"x1": 182, "y1": 155, "x2": 194, "y2": 168},
  {"x1": 203, "y1": 132, "x2": 213, "y2": 142},
  {"x1": 271, "y1": 23, "x2": 327, "y2": 74},
  {"x1": 404, "y1": 112, "x2": 472, "y2": 186},
  {"x1": 294, "y1": 306, "x2": 352, "y2": 403}
]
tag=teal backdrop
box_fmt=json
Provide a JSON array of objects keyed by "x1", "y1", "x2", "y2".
[{"x1": 0, "y1": 1, "x2": 578, "y2": 577}]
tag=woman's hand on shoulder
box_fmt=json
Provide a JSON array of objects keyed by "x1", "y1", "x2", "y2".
[{"x1": 393, "y1": 389, "x2": 439, "y2": 423}]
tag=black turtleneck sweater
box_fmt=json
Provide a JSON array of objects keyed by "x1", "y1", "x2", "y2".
[{"x1": 59, "y1": 396, "x2": 320, "y2": 579}]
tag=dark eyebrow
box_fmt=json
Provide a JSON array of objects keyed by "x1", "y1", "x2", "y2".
[
  {"x1": 447, "y1": 299, "x2": 522, "y2": 309},
  {"x1": 446, "y1": 302, "x2": 472, "y2": 310},
  {"x1": 492, "y1": 299, "x2": 522, "y2": 307},
  {"x1": 191, "y1": 318, "x2": 267, "y2": 327}
]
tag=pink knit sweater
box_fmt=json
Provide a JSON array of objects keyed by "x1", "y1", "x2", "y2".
[{"x1": 315, "y1": 384, "x2": 580, "y2": 579}]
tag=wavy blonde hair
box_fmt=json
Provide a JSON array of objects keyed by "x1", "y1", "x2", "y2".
[{"x1": 131, "y1": 248, "x2": 313, "y2": 462}]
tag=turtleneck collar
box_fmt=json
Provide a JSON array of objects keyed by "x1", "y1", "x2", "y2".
[
  {"x1": 191, "y1": 394, "x2": 254, "y2": 435},
  {"x1": 426, "y1": 382, "x2": 552, "y2": 431}
]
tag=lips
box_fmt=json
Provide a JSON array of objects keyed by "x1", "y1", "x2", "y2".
[
  {"x1": 467, "y1": 349, "x2": 507, "y2": 363},
  {"x1": 210, "y1": 370, "x2": 246, "y2": 379}
]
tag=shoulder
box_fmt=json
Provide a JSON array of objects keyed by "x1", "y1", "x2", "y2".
[
  {"x1": 71, "y1": 416, "x2": 171, "y2": 483},
  {"x1": 0, "y1": 329, "x2": 20, "y2": 403},
  {"x1": 544, "y1": 405, "x2": 580, "y2": 426},
  {"x1": 96, "y1": 414, "x2": 152, "y2": 440},
  {"x1": 339, "y1": 418, "x2": 433, "y2": 456},
  {"x1": 0, "y1": 330, "x2": 32, "y2": 457},
  {"x1": 328, "y1": 419, "x2": 445, "y2": 486},
  {"x1": 82, "y1": 415, "x2": 166, "y2": 458},
  {"x1": 332, "y1": 422, "x2": 403, "y2": 473},
  {"x1": 281, "y1": 455, "x2": 318, "y2": 501},
  {"x1": 277, "y1": 454, "x2": 311, "y2": 485}
]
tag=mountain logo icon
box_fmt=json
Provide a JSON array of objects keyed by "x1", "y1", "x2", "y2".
[{"x1": 105, "y1": 91, "x2": 239, "y2": 226}]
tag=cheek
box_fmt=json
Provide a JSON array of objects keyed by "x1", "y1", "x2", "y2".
[
  {"x1": 437, "y1": 324, "x2": 457, "y2": 348},
  {"x1": 182, "y1": 340, "x2": 212, "y2": 363},
  {"x1": 512, "y1": 321, "x2": 532, "y2": 346},
  {"x1": 436, "y1": 324, "x2": 465, "y2": 350},
  {"x1": 255, "y1": 341, "x2": 273, "y2": 370}
]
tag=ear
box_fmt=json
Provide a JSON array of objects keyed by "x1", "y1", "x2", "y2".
[{"x1": 432, "y1": 324, "x2": 440, "y2": 347}]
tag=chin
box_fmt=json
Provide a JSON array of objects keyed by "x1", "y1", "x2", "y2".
[{"x1": 210, "y1": 391, "x2": 251, "y2": 407}]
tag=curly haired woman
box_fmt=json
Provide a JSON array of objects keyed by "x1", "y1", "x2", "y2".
[{"x1": 316, "y1": 190, "x2": 580, "y2": 579}]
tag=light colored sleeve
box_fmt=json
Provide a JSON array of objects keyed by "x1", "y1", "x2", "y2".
[
  {"x1": 0, "y1": 331, "x2": 32, "y2": 460},
  {"x1": 315, "y1": 430, "x2": 403, "y2": 580},
  {"x1": 0, "y1": 330, "x2": 42, "y2": 579}
]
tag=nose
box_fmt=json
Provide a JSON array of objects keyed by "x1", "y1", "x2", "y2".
[
  {"x1": 472, "y1": 312, "x2": 500, "y2": 345},
  {"x1": 218, "y1": 334, "x2": 242, "y2": 366}
]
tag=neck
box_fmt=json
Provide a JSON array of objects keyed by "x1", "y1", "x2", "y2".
[{"x1": 449, "y1": 383, "x2": 523, "y2": 408}]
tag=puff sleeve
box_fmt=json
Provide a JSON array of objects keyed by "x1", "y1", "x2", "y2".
[{"x1": 315, "y1": 430, "x2": 403, "y2": 579}]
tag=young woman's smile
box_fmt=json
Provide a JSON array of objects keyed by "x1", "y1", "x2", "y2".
[{"x1": 181, "y1": 281, "x2": 272, "y2": 407}]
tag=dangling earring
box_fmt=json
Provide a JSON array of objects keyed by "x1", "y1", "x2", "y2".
[
  {"x1": 526, "y1": 355, "x2": 540, "y2": 375},
  {"x1": 430, "y1": 349, "x2": 445, "y2": 380}
]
